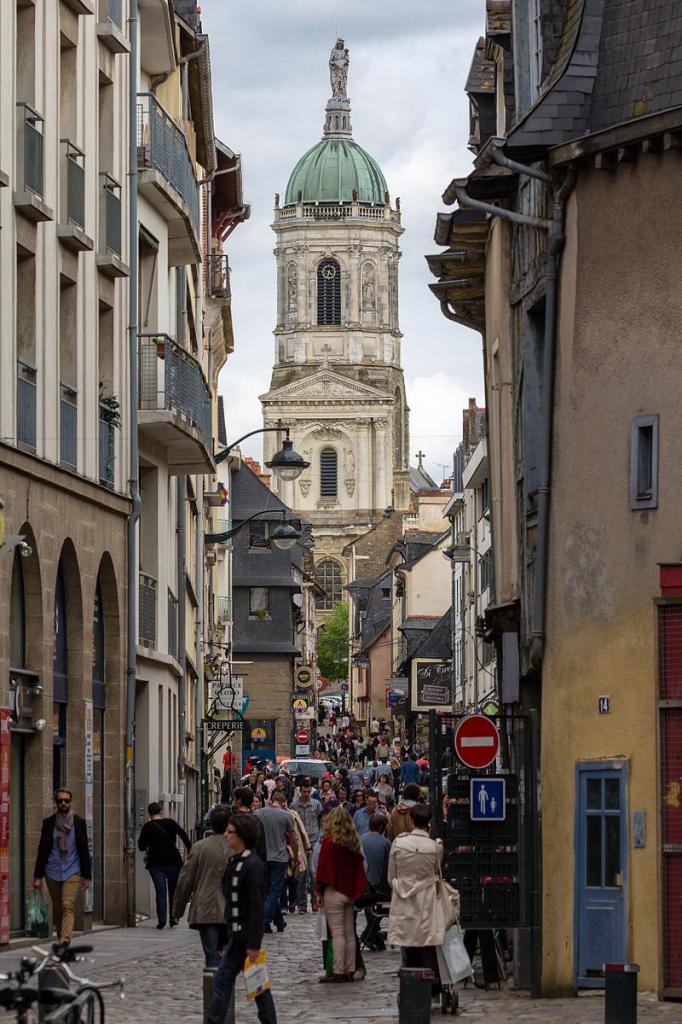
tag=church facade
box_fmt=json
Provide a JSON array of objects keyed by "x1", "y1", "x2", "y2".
[{"x1": 260, "y1": 40, "x2": 410, "y2": 608}]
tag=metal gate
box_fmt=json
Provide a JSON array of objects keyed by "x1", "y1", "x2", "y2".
[
  {"x1": 659, "y1": 605, "x2": 682, "y2": 995},
  {"x1": 431, "y1": 712, "x2": 538, "y2": 991}
]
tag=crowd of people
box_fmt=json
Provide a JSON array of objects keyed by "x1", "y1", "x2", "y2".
[{"x1": 135, "y1": 720, "x2": 449, "y2": 1024}]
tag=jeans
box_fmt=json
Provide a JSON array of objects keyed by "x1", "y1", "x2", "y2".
[
  {"x1": 148, "y1": 865, "x2": 180, "y2": 926},
  {"x1": 199, "y1": 923, "x2": 227, "y2": 969},
  {"x1": 45, "y1": 873, "x2": 81, "y2": 943},
  {"x1": 207, "y1": 934, "x2": 277, "y2": 1024},
  {"x1": 296, "y1": 869, "x2": 313, "y2": 909},
  {"x1": 264, "y1": 862, "x2": 287, "y2": 929}
]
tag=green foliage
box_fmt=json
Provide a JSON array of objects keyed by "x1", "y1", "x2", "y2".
[{"x1": 317, "y1": 601, "x2": 349, "y2": 683}]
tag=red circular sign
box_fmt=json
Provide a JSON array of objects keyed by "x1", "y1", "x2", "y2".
[
  {"x1": 454, "y1": 715, "x2": 499, "y2": 769},
  {"x1": 296, "y1": 729, "x2": 309, "y2": 744}
]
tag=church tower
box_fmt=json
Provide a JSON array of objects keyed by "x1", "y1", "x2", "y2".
[{"x1": 260, "y1": 40, "x2": 410, "y2": 608}]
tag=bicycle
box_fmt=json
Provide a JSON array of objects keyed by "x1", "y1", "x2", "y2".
[{"x1": 0, "y1": 943, "x2": 124, "y2": 1023}]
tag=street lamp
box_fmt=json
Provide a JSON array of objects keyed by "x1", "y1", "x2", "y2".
[
  {"x1": 205, "y1": 509, "x2": 301, "y2": 548},
  {"x1": 214, "y1": 419, "x2": 309, "y2": 480}
]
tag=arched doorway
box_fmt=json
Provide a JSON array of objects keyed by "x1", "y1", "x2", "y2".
[
  {"x1": 91, "y1": 576, "x2": 105, "y2": 919},
  {"x1": 53, "y1": 561, "x2": 68, "y2": 791}
]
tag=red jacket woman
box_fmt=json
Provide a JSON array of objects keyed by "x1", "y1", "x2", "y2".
[{"x1": 315, "y1": 808, "x2": 367, "y2": 982}]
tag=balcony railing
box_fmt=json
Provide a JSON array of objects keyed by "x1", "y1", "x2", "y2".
[
  {"x1": 99, "y1": 172, "x2": 121, "y2": 256},
  {"x1": 60, "y1": 382, "x2": 77, "y2": 469},
  {"x1": 60, "y1": 140, "x2": 85, "y2": 229},
  {"x1": 138, "y1": 334, "x2": 212, "y2": 452},
  {"x1": 217, "y1": 596, "x2": 232, "y2": 624},
  {"x1": 168, "y1": 589, "x2": 178, "y2": 660},
  {"x1": 17, "y1": 360, "x2": 37, "y2": 451},
  {"x1": 139, "y1": 573, "x2": 157, "y2": 648},
  {"x1": 98, "y1": 405, "x2": 115, "y2": 488},
  {"x1": 102, "y1": 0, "x2": 122, "y2": 27},
  {"x1": 136, "y1": 93, "x2": 199, "y2": 238},
  {"x1": 207, "y1": 254, "x2": 231, "y2": 300},
  {"x1": 16, "y1": 103, "x2": 44, "y2": 197}
]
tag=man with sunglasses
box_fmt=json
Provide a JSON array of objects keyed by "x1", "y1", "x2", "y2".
[{"x1": 33, "y1": 788, "x2": 91, "y2": 945}]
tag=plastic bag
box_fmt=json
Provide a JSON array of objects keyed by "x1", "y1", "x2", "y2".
[
  {"x1": 243, "y1": 950, "x2": 270, "y2": 1001},
  {"x1": 26, "y1": 890, "x2": 49, "y2": 938},
  {"x1": 439, "y1": 923, "x2": 473, "y2": 984}
]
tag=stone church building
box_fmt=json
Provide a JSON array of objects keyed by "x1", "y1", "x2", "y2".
[{"x1": 261, "y1": 40, "x2": 410, "y2": 609}]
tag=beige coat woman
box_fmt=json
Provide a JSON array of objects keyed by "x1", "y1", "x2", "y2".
[{"x1": 387, "y1": 829, "x2": 445, "y2": 947}]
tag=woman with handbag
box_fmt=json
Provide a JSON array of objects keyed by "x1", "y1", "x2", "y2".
[
  {"x1": 387, "y1": 803, "x2": 445, "y2": 992},
  {"x1": 315, "y1": 807, "x2": 368, "y2": 983}
]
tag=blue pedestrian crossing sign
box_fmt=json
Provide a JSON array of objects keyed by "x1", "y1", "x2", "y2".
[{"x1": 470, "y1": 778, "x2": 506, "y2": 821}]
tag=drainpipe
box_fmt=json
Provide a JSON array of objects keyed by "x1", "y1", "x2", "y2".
[
  {"x1": 125, "y1": 0, "x2": 140, "y2": 930},
  {"x1": 530, "y1": 170, "x2": 576, "y2": 666},
  {"x1": 195, "y1": 480, "x2": 204, "y2": 833},
  {"x1": 446, "y1": 166, "x2": 576, "y2": 667},
  {"x1": 177, "y1": 477, "x2": 187, "y2": 825}
]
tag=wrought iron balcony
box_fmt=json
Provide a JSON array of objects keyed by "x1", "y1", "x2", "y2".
[
  {"x1": 217, "y1": 596, "x2": 232, "y2": 624},
  {"x1": 207, "y1": 254, "x2": 231, "y2": 300},
  {"x1": 15, "y1": 104, "x2": 52, "y2": 221},
  {"x1": 103, "y1": 0, "x2": 121, "y2": 27},
  {"x1": 137, "y1": 334, "x2": 214, "y2": 473},
  {"x1": 58, "y1": 140, "x2": 92, "y2": 250},
  {"x1": 100, "y1": 173, "x2": 121, "y2": 255},
  {"x1": 139, "y1": 573, "x2": 157, "y2": 648},
  {"x1": 60, "y1": 382, "x2": 78, "y2": 469},
  {"x1": 16, "y1": 360, "x2": 37, "y2": 451},
  {"x1": 99, "y1": 404, "x2": 115, "y2": 488},
  {"x1": 136, "y1": 93, "x2": 200, "y2": 262}
]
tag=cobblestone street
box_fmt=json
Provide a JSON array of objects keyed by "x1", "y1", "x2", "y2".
[{"x1": 0, "y1": 915, "x2": 679, "y2": 1023}]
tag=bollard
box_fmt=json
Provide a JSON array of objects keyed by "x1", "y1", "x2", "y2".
[
  {"x1": 604, "y1": 963, "x2": 639, "y2": 1024},
  {"x1": 398, "y1": 967, "x2": 434, "y2": 1024},
  {"x1": 203, "y1": 969, "x2": 235, "y2": 1024}
]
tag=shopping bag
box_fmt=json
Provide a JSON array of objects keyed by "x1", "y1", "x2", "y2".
[
  {"x1": 440, "y1": 923, "x2": 473, "y2": 984},
  {"x1": 435, "y1": 876, "x2": 460, "y2": 931},
  {"x1": 26, "y1": 890, "x2": 49, "y2": 939},
  {"x1": 314, "y1": 906, "x2": 327, "y2": 942},
  {"x1": 243, "y1": 949, "x2": 270, "y2": 1001}
]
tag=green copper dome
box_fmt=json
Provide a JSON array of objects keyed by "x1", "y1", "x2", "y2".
[{"x1": 284, "y1": 138, "x2": 388, "y2": 207}]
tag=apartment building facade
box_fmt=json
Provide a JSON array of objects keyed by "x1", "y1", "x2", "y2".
[{"x1": 0, "y1": 0, "x2": 132, "y2": 934}]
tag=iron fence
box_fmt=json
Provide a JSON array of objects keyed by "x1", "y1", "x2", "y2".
[
  {"x1": 136, "y1": 92, "x2": 200, "y2": 238},
  {"x1": 139, "y1": 574, "x2": 157, "y2": 648},
  {"x1": 17, "y1": 103, "x2": 44, "y2": 197},
  {"x1": 100, "y1": 173, "x2": 121, "y2": 256},
  {"x1": 207, "y1": 254, "x2": 231, "y2": 300},
  {"x1": 61, "y1": 139, "x2": 85, "y2": 229},
  {"x1": 60, "y1": 382, "x2": 77, "y2": 469},
  {"x1": 98, "y1": 406, "x2": 115, "y2": 487},
  {"x1": 168, "y1": 589, "x2": 178, "y2": 660},
  {"x1": 137, "y1": 334, "x2": 212, "y2": 452},
  {"x1": 16, "y1": 360, "x2": 37, "y2": 450}
]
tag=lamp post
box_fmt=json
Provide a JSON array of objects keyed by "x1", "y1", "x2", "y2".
[
  {"x1": 205, "y1": 509, "x2": 301, "y2": 548},
  {"x1": 214, "y1": 419, "x2": 309, "y2": 480}
]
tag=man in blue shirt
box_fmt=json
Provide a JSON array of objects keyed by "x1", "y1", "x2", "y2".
[
  {"x1": 33, "y1": 788, "x2": 91, "y2": 945},
  {"x1": 353, "y1": 791, "x2": 386, "y2": 837},
  {"x1": 400, "y1": 753, "x2": 421, "y2": 788}
]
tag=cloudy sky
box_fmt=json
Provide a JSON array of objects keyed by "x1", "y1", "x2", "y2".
[{"x1": 201, "y1": 0, "x2": 485, "y2": 482}]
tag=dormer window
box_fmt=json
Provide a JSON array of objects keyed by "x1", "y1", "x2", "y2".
[{"x1": 317, "y1": 259, "x2": 341, "y2": 325}]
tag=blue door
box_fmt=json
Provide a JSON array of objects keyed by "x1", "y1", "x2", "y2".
[{"x1": 575, "y1": 764, "x2": 627, "y2": 987}]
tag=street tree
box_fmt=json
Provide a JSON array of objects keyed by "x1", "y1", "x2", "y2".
[{"x1": 317, "y1": 601, "x2": 349, "y2": 682}]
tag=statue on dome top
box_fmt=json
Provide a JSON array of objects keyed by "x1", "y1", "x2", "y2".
[{"x1": 329, "y1": 38, "x2": 349, "y2": 98}]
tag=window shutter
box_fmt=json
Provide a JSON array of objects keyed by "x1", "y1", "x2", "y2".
[{"x1": 320, "y1": 448, "x2": 338, "y2": 497}]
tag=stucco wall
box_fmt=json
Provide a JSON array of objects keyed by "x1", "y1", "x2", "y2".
[{"x1": 541, "y1": 151, "x2": 682, "y2": 994}]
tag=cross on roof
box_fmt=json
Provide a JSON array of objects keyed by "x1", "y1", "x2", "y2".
[{"x1": 415, "y1": 450, "x2": 426, "y2": 469}]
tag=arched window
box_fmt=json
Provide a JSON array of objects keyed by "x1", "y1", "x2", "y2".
[
  {"x1": 315, "y1": 559, "x2": 343, "y2": 610},
  {"x1": 320, "y1": 447, "x2": 338, "y2": 497},
  {"x1": 10, "y1": 552, "x2": 25, "y2": 668},
  {"x1": 53, "y1": 561, "x2": 68, "y2": 790},
  {"x1": 317, "y1": 259, "x2": 341, "y2": 325}
]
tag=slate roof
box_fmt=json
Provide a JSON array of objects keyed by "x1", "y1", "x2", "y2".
[
  {"x1": 410, "y1": 464, "x2": 439, "y2": 492},
  {"x1": 507, "y1": 0, "x2": 682, "y2": 157},
  {"x1": 231, "y1": 461, "x2": 291, "y2": 520},
  {"x1": 465, "y1": 38, "x2": 496, "y2": 95},
  {"x1": 357, "y1": 572, "x2": 392, "y2": 655},
  {"x1": 412, "y1": 610, "x2": 453, "y2": 661}
]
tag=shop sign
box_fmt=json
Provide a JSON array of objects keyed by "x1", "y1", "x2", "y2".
[
  {"x1": 296, "y1": 667, "x2": 312, "y2": 685},
  {"x1": 0, "y1": 709, "x2": 10, "y2": 943},
  {"x1": 411, "y1": 660, "x2": 452, "y2": 711},
  {"x1": 83, "y1": 700, "x2": 94, "y2": 913}
]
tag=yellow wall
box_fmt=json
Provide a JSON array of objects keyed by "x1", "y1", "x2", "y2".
[{"x1": 540, "y1": 151, "x2": 682, "y2": 994}]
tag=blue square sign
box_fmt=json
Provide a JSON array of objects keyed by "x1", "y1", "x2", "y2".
[{"x1": 470, "y1": 778, "x2": 506, "y2": 821}]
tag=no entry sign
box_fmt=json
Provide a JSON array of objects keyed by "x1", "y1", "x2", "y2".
[
  {"x1": 454, "y1": 714, "x2": 500, "y2": 770},
  {"x1": 296, "y1": 729, "x2": 309, "y2": 744}
]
